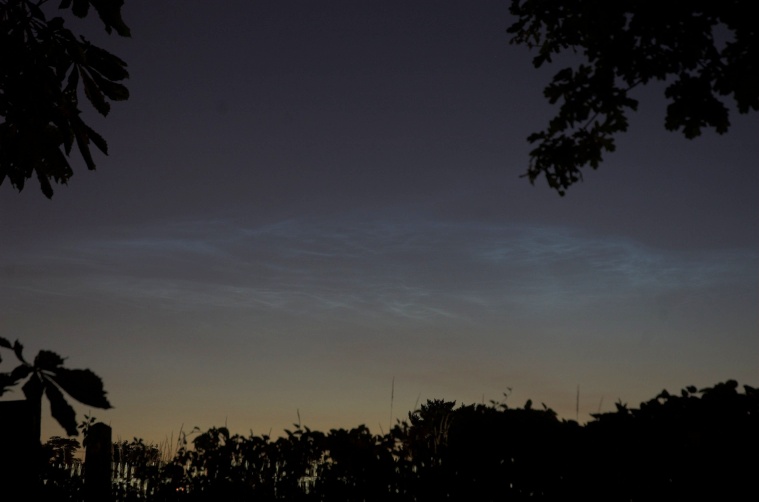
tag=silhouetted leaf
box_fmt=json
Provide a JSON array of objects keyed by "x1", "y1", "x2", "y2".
[
  {"x1": 80, "y1": 67, "x2": 110, "y2": 115},
  {"x1": 65, "y1": 65, "x2": 80, "y2": 94},
  {"x1": 10, "y1": 364, "x2": 32, "y2": 382},
  {"x1": 46, "y1": 382, "x2": 79, "y2": 436},
  {"x1": 51, "y1": 367, "x2": 112, "y2": 409},
  {"x1": 84, "y1": 124, "x2": 108, "y2": 154},
  {"x1": 90, "y1": 73, "x2": 129, "y2": 102},
  {"x1": 37, "y1": 175, "x2": 54, "y2": 199},
  {"x1": 82, "y1": 40, "x2": 129, "y2": 81},
  {"x1": 91, "y1": 0, "x2": 131, "y2": 36},
  {"x1": 12, "y1": 340, "x2": 27, "y2": 364},
  {"x1": 74, "y1": 126, "x2": 98, "y2": 171},
  {"x1": 22, "y1": 373, "x2": 44, "y2": 401}
]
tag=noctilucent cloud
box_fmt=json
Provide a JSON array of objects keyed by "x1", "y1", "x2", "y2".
[{"x1": 1, "y1": 0, "x2": 757, "y2": 445}]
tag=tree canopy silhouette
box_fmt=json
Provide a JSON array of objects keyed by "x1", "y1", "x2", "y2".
[
  {"x1": 0, "y1": 0, "x2": 129, "y2": 198},
  {"x1": 508, "y1": 0, "x2": 758, "y2": 195}
]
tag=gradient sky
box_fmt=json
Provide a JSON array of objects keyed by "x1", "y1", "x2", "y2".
[{"x1": 1, "y1": 1, "x2": 757, "y2": 445}]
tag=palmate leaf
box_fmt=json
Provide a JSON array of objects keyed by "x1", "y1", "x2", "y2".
[
  {"x1": 45, "y1": 381, "x2": 79, "y2": 436},
  {"x1": 0, "y1": 340, "x2": 112, "y2": 437},
  {"x1": 50, "y1": 367, "x2": 112, "y2": 409}
]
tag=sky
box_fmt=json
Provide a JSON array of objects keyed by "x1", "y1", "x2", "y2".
[{"x1": 1, "y1": 0, "x2": 757, "y2": 446}]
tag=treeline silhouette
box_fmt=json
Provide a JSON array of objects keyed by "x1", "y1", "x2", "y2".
[{"x1": 40, "y1": 380, "x2": 758, "y2": 501}]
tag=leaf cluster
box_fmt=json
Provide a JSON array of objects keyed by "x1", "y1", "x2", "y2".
[
  {"x1": 0, "y1": 336, "x2": 111, "y2": 436},
  {"x1": 0, "y1": 0, "x2": 129, "y2": 198},
  {"x1": 508, "y1": 0, "x2": 758, "y2": 195}
]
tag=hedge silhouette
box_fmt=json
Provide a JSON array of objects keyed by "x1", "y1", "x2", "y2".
[{"x1": 38, "y1": 380, "x2": 758, "y2": 501}]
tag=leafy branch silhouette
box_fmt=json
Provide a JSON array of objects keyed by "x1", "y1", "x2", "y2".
[
  {"x1": 0, "y1": 0, "x2": 130, "y2": 197},
  {"x1": 0, "y1": 336, "x2": 111, "y2": 436}
]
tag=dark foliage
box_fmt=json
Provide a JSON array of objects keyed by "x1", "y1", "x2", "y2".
[
  {"x1": 36, "y1": 380, "x2": 759, "y2": 501},
  {"x1": 0, "y1": 336, "x2": 112, "y2": 436},
  {"x1": 0, "y1": 0, "x2": 129, "y2": 198},
  {"x1": 508, "y1": 0, "x2": 759, "y2": 195}
]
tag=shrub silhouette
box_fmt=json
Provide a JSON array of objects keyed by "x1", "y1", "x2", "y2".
[{"x1": 37, "y1": 380, "x2": 759, "y2": 501}]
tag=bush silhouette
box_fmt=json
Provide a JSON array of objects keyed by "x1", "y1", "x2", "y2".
[{"x1": 35, "y1": 380, "x2": 759, "y2": 501}]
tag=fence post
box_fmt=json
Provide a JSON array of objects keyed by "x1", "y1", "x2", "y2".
[
  {"x1": 0, "y1": 399, "x2": 40, "y2": 498},
  {"x1": 85, "y1": 422, "x2": 113, "y2": 502}
]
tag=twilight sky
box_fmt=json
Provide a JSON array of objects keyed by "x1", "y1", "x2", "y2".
[{"x1": 1, "y1": 1, "x2": 757, "y2": 445}]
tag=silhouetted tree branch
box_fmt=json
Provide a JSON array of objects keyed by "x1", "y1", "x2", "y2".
[
  {"x1": 508, "y1": 0, "x2": 758, "y2": 195},
  {"x1": 0, "y1": 0, "x2": 129, "y2": 198}
]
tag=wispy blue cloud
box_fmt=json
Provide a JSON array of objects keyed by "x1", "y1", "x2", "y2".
[{"x1": 3, "y1": 214, "x2": 755, "y2": 332}]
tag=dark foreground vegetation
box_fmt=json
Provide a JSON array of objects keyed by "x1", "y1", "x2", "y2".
[{"x1": 38, "y1": 380, "x2": 758, "y2": 501}]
